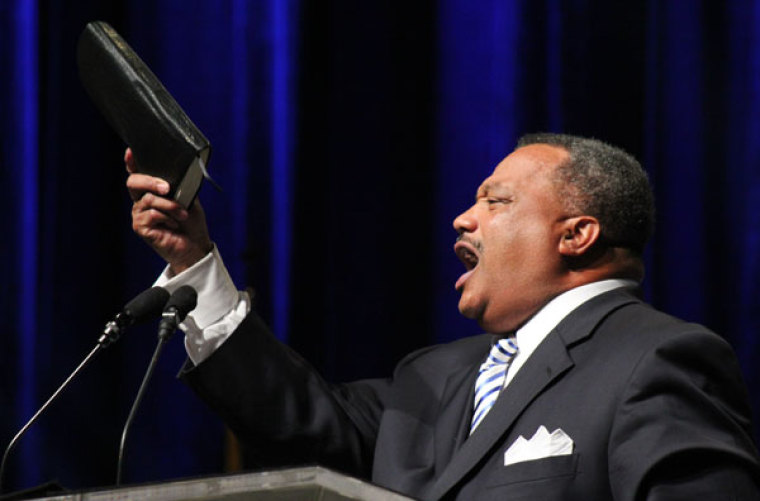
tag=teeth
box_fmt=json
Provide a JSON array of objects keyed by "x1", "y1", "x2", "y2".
[
  {"x1": 459, "y1": 248, "x2": 479, "y2": 270},
  {"x1": 466, "y1": 255, "x2": 478, "y2": 269}
]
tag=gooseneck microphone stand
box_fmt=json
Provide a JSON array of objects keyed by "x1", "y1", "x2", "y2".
[
  {"x1": 116, "y1": 285, "x2": 197, "y2": 486},
  {"x1": 0, "y1": 344, "x2": 101, "y2": 492},
  {"x1": 0, "y1": 286, "x2": 170, "y2": 493},
  {"x1": 114, "y1": 333, "x2": 171, "y2": 486}
]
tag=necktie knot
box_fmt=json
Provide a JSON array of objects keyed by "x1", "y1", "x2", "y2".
[
  {"x1": 470, "y1": 337, "x2": 519, "y2": 434},
  {"x1": 480, "y1": 337, "x2": 518, "y2": 370}
]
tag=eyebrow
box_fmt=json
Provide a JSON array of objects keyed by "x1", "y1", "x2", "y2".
[
  {"x1": 475, "y1": 182, "x2": 492, "y2": 200},
  {"x1": 475, "y1": 181, "x2": 509, "y2": 201}
]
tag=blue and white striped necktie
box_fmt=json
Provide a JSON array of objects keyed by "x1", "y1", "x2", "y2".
[{"x1": 470, "y1": 337, "x2": 519, "y2": 434}]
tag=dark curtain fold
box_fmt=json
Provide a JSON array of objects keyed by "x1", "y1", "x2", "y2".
[{"x1": 1, "y1": 0, "x2": 758, "y2": 491}]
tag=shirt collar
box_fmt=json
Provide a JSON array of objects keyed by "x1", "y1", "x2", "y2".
[{"x1": 499, "y1": 279, "x2": 637, "y2": 386}]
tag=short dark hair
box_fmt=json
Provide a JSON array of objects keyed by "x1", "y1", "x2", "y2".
[{"x1": 517, "y1": 133, "x2": 655, "y2": 254}]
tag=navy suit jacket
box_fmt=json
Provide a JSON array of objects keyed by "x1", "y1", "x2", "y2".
[{"x1": 182, "y1": 289, "x2": 760, "y2": 500}]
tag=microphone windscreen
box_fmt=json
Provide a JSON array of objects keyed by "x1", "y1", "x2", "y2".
[
  {"x1": 165, "y1": 285, "x2": 197, "y2": 322},
  {"x1": 123, "y1": 286, "x2": 170, "y2": 323}
]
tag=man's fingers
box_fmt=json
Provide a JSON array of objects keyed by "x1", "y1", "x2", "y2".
[
  {"x1": 132, "y1": 204, "x2": 181, "y2": 232},
  {"x1": 124, "y1": 147, "x2": 211, "y2": 272},
  {"x1": 124, "y1": 147, "x2": 171, "y2": 201},
  {"x1": 126, "y1": 173, "x2": 171, "y2": 201},
  {"x1": 125, "y1": 148, "x2": 138, "y2": 174},
  {"x1": 133, "y1": 192, "x2": 188, "y2": 221}
]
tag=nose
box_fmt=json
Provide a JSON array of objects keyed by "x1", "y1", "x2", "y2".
[{"x1": 453, "y1": 205, "x2": 477, "y2": 235}]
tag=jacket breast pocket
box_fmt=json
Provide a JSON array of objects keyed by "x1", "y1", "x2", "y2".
[{"x1": 485, "y1": 453, "x2": 580, "y2": 489}]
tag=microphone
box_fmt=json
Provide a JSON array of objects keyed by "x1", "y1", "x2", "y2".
[
  {"x1": 0, "y1": 286, "x2": 171, "y2": 493},
  {"x1": 157, "y1": 285, "x2": 197, "y2": 341},
  {"x1": 99, "y1": 286, "x2": 170, "y2": 346},
  {"x1": 116, "y1": 285, "x2": 197, "y2": 485}
]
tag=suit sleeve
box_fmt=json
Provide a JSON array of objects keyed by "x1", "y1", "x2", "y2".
[
  {"x1": 179, "y1": 310, "x2": 389, "y2": 479},
  {"x1": 608, "y1": 328, "x2": 760, "y2": 500}
]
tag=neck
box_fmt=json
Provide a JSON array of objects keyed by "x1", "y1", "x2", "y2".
[{"x1": 563, "y1": 247, "x2": 644, "y2": 289}]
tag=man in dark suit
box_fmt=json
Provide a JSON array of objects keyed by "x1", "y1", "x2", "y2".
[{"x1": 127, "y1": 134, "x2": 760, "y2": 499}]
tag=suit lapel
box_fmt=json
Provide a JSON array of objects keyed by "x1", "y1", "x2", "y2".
[{"x1": 426, "y1": 289, "x2": 640, "y2": 500}]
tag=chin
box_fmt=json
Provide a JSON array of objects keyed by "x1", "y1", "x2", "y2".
[{"x1": 457, "y1": 297, "x2": 484, "y2": 323}]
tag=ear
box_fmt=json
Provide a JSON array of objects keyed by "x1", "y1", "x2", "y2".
[{"x1": 558, "y1": 216, "x2": 601, "y2": 257}]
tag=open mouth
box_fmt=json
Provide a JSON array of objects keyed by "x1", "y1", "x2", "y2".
[
  {"x1": 454, "y1": 240, "x2": 480, "y2": 290},
  {"x1": 455, "y1": 243, "x2": 480, "y2": 270}
]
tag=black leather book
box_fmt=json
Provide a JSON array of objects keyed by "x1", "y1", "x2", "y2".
[{"x1": 77, "y1": 21, "x2": 213, "y2": 208}]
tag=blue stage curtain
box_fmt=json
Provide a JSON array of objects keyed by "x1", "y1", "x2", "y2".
[
  {"x1": 1, "y1": 0, "x2": 41, "y2": 489},
  {"x1": 0, "y1": 0, "x2": 300, "y2": 489},
  {"x1": 1, "y1": 0, "x2": 759, "y2": 492}
]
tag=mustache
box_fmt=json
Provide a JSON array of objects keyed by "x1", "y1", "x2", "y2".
[{"x1": 456, "y1": 234, "x2": 483, "y2": 253}]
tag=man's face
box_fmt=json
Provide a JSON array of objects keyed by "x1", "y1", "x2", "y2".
[{"x1": 453, "y1": 144, "x2": 573, "y2": 333}]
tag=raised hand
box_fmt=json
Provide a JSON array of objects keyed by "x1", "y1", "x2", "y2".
[{"x1": 125, "y1": 148, "x2": 213, "y2": 274}]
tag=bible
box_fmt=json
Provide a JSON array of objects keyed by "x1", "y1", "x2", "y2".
[{"x1": 77, "y1": 21, "x2": 214, "y2": 208}]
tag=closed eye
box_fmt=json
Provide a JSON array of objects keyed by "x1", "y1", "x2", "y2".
[{"x1": 480, "y1": 197, "x2": 511, "y2": 207}]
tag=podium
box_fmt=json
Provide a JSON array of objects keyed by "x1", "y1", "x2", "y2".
[{"x1": 33, "y1": 467, "x2": 415, "y2": 501}]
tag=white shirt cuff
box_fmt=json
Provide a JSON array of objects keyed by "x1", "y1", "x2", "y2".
[{"x1": 154, "y1": 245, "x2": 250, "y2": 365}]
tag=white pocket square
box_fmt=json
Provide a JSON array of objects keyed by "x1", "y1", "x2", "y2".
[{"x1": 503, "y1": 425, "x2": 574, "y2": 466}]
